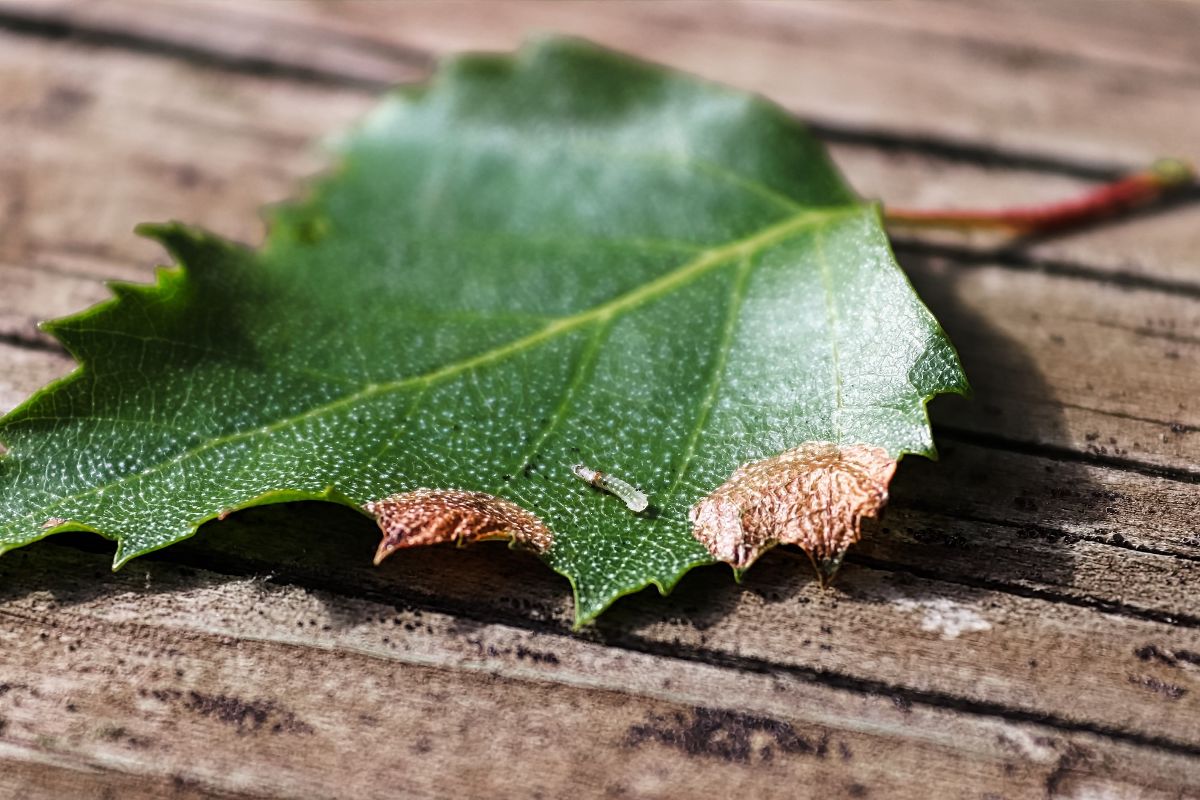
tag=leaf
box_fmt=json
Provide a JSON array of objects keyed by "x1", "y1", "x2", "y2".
[{"x1": 0, "y1": 37, "x2": 967, "y2": 624}]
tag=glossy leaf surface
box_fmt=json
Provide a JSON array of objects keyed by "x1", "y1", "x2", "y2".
[{"x1": 0, "y1": 38, "x2": 967, "y2": 623}]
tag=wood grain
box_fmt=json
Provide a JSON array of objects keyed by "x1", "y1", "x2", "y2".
[
  {"x1": 123, "y1": 498, "x2": 1197, "y2": 749},
  {"x1": 0, "y1": 1, "x2": 1198, "y2": 797},
  {"x1": 5, "y1": 0, "x2": 1199, "y2": 164},
  {"x1": 1, "y1": 543, "x2": 1196, "y2": 799}
]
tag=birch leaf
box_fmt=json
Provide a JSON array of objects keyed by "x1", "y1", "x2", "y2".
[{"x1": 0, "y1": 37, "x2": 967, "y2": 624}]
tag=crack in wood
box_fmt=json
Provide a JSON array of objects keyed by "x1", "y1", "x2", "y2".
[
  {"x1": 894, "y1": 238, "x2": 1200, "y2": 300},
  {"x1": 936, "y1": 426, "x2": 1200, "y2": 487},
  {"x1": 846, "y1": 552, "x2": 1200, "y2": 629},
  {"x1": 0, "y1": 8, "x2": 399, "y2": 92}
]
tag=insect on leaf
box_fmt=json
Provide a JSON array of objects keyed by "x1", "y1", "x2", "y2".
[{"x1": 0, "y1": 37, "x2": 967, "y2": 624}]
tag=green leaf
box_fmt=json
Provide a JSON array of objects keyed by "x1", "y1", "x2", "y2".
[{"x1": 0, "y1": 37, "x2": 967, "y2": 624}]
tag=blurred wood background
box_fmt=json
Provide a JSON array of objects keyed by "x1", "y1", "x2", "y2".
[{"x1": 1, "y1": 1, "x2": 1198, "y2": 797}]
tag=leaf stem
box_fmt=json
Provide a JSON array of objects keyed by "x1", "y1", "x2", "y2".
[{"x1": 883, "y1": 158, "x2": 1195, "y2": 235}]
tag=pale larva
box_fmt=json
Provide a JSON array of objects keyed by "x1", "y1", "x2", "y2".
[{"x1": 571, "y1": 463, "x2": 649, "y2": 513}]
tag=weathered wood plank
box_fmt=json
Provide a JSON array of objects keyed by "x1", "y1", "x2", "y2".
[
  {"x1": 0, "y1": 344, "x2": 74, "y2": 420},
  {"x1": 3, "y1": 6, "x2": 1200, "y2": 285},
  {"x1": 909, "y1": 261, "x2": 1200, "y2": 474},
  {"x1": 804, "y1": 0, "x2": 1200, "y2": 81},
  {"x1": 0, "y1": 0, "x2": 1195, "y2": 753},
  {"x1": 269, "y1": 0, "x2": 1200, "y2": 164},
  {"x1": 1, "y1": 543, "x2": 1195, "y2": 799},
  {"x1": 863, "y1": 506, "x2": 1200, "y2": 623},
  {"x1": 0, "y1": 262, "x2": 109, "y2": 350},
  {"x1": 4, "y1": 0, "x2": 1198, "y2": 166},
  {"x1": 891, "y1": 441, "x2": 1200, "y2": 564},
  {"x1": 12, "y1": 319, "x2": 1196, "y2": 754},
  {"x1": 0, "y1": 754, "x2": 259, "y2": 800},
  {"x1": 3, "y1": 16, "x2": 1197, "y2": 295},
  {"x1": 71, "y1": 495, "x2": 1188, "y2": 752},
  {"x1": 0, "y1": 31, "x2": 372, "y2": 276},
  {"x1": 834, "y1": 141, "x2": 1200, "y2": 290}
]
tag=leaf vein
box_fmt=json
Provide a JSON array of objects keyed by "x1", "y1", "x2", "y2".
[
  {"x1": 490, "y1": 319, "x2": 612, "y2": 499},
  {"x1": 664, "y1": 253, "x2": 754, "y2": 505},
  {"x1": 815, "y1": 229, "x2": 844, "y2": 441}
]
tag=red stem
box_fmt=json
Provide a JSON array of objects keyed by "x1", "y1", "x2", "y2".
[{"x1": 883, "y1": 158, "x2": 1195, "y2": 235}]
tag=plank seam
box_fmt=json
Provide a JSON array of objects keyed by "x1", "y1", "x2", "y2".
[
  {"x1": 0, "y1": 8, "x2": 397, "y2": 92},
  {"x1": 626, "y1": 634, "x2": 1200, "y2": 759},
  {"x1": 846, "y1": 551, "x2": 1200, "y2": 628},
  {"x1": 937, "y1": 426, "x2": 1200, "y2": 486},
  {"x1": 809, "y1": 122, "x2": 1130, "y2": 180},
  {"x1": 893, "y1": 499, "x2": 1200, "y2": 569},
  {"x1": 894, "y1": 234, "x2": 1200, "y2": 299}
]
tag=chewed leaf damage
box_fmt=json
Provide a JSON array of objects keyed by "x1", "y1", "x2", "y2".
[
  {"x1": 689, "y1": 442, "x2": 897, "y2": 581},
  {"x1": 367, "y1": 488, "x2": 552, "y2": 566}
]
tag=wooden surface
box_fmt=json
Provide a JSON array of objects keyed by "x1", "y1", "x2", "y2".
[{"x1": 1, "y1": 1, "x2": 1199, "y2": 797}]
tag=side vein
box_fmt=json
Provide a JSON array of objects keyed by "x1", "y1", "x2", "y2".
[
  {"x1": 589, "y1": 251, "x2": 757, "y2": 607},
  {"x1": 489, "y1": 318, "x2": 613, "y2": 500},
  {"x1": 664, "y1": 253, "x2": 754, "y2": 503},
  {"x1": 815, "y1": 229, "x2": 844, "y2": 441}
]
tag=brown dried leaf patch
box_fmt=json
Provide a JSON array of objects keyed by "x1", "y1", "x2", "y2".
[
  {"x1": 689, "y1": 442, "x2": 896, "y2": 578},
  {"x1": 367, "y1": 488, "x2": 552, "y2": 565}
]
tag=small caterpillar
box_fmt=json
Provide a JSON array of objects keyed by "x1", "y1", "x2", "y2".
[{"x1": 572, "y1": 463, "x2": 649, "y2": 513}]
